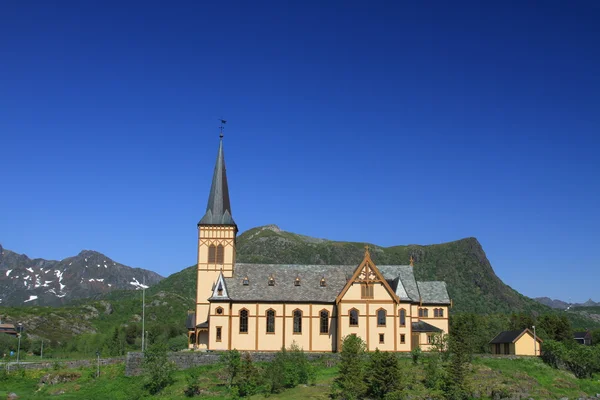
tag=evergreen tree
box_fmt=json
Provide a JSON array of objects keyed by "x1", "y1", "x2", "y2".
[
  {"x1": 444, "y1": 314, "x2": 473, "y2": 400},
  {"x1": 142, "y1": 342, "x2": 175, "y2": 394},
  {"x1": 366, "y1": 349, "x2": 401, "y2": 399},
  {"x1": 237, "y1": 352, "x2": 261, "y2": 397},
  {"x1": 220, "y1": 349, "x2": 241, "y2": 389},
  {"x1": 332, "y1": 335, "x2": 367, "y2": 400}
]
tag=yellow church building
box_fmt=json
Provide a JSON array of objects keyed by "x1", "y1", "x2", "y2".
[{"x1": 186, "y1": 135, "x2": 451, "y2": 352}]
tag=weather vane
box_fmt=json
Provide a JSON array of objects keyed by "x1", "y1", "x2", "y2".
[{"x1": 219, "y1": 119, "x2": 227, "y2": 138}]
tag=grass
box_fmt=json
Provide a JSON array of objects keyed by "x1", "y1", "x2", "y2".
[{"x1": 2, "y1": 357, "x2": 599, "y2": 400}]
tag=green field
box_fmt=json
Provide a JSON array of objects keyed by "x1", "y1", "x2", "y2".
[{"x1": 1, "y1": 357, "x2": 599, "y2": 399}]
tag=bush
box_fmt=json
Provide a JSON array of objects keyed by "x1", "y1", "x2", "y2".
[
  {"x1": 142, "y1": 342, "x2": 175, "y2": 394},
  {"x1": 411, "y1": 346, "x2": 422, "y2": 365},
  {"x1": 237, "y1": 352, "x2": 262, "y2": 397},
  {"x1": 220, "y1": 349, "x2": 241, "y2": 389},
  {"x1": 167, "y1": 334, "x2": 188, "y2": 352},
  {"x1": 183, "y1": 368, "x2": 202, "y2": 397},
  {"x1": 541, "y1": 339, "x2": 600, "y2": 379}
]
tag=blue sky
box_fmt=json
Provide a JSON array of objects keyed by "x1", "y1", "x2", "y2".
[{"x1": 1, "y1": 1, "x2": 598, "y2": 303}]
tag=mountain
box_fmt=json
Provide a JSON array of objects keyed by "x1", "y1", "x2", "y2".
[
  {"x1": 534, "y1": 297, "x2": 571, "y2": 310},
  {"x1": 233, "y1": 225, "x2": 548, "y2": 314},
  {"x1": 0, "y1": 244, "x2": 163, "y2": 306},
  {"x1": 534, "y1": 297, "x2": 600, "y2": 310}
]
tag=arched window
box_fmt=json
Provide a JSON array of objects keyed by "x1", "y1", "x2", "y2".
[
  {"x1": 268, "y1": 276, "x2": 275, "y2": 286},
  {"x1": 399, "y1": 309, "x2": 406, "y2": 327},
  {"x1": 349, "y1": 309, "x2": 359, "y2": 327},
  {"x1": 320, "y1": 310, "x2": 329, "y2": 334},
  {"x1": 377, "y1": 309, "x2": 386, "y2": 326},
  {"x1": 294, "y1": 277, "x2": 301, "y2": 286},
  {"x1": 419, "y1": 308, "x2": 428, "y2": 318},
  {"x1": 438, "y1": 308, "x2": 444, "y2": 318},
  {"x1": 208, "y1": 245, "x2": 216, "y2": 263},
  {"x1": 320, "y1": 277, "x2": 327, "y2": 287},
  {"x1": 216, "y1": 245, "x2": 224, "y2": 264},
  {"x1": 293, "y1": 309, "x2": 302, "y2": 333},
  {"x1": 239, "y1": 309, "x2": 248, "y2": 333},
  {"x1": 266, "y1": 309, "x2": 275, "y2": 333},
  {"x1": 216, "y1": 307, "x2": 224, "y2": 315}
]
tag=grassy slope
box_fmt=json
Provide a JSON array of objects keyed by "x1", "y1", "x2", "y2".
[{"x1": 1, "y1": 357, "x2": 599, "y2": 399}]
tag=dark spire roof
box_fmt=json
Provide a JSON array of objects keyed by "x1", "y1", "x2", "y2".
[{"x1": 198, "y1": 137, "x2": 237, "y2": 227}]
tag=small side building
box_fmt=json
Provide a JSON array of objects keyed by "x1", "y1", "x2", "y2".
[
  {"x1": 0, "y1": 324, "x2": 18, "y2": 336},
  {"x1": 573, "y1": 331, "x2": 592, "y2": 346},
  {"x1": 489, "y1": 329, "x2": 542, "y2": 356}
]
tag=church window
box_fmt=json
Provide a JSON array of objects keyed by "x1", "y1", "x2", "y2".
[
  {"x1": 320, "y1": 277, "x2": 326, "y2": 287},
  {"x1": 379, "y1": 333, "x2": 384, "y2": 344},
  {"x1": 438, "y1": 308, "x2": 444, "y2": 318},
  {"x1": 239, "y1": 309, "x2": 248, "y2": 333},
  {"x1": 399, "y1": 309, "x2": 406, "y2": 327},
  {"x1": 349, "y1": 309, "x2": 359, "y2": 327},
  {"x1": 268, "y1": 276, "x2": 275, "y2": 286},
  {"x1": 419, "y1": 308, "x2": 429, "y2": 318},
  {"x1": 320, "y1": 310, "x2": 329, "y2": 334},
  {"x1": 294, "y1": 277, "x2": 301, "y2": 286},
  {"x1": 400, "y1": 334, "x2": 405, "y2": 344},
  {"x1": 427, "y1": 334, "x2": 433, "y2": 344},
  {"x1": 266, "y1": 309, "x2": 275, "y2": 333},
  {"x1": 377, "y1": 309, "x2": 386, "y2": 327},
  {"x1": 216, "y1": 245, "x2": 224, "y2": 264},
  {"x1": 361, "y1": 283, "x2": 374, "y2": 299},
  {"x1": 208, "y1": 245, "x2": 216, "y2": 263},
  {"x1": 242, "y1": 277, "x2": 249, "y2": 285},
  {"x1": 216, "y1": 307, "x2": 224, "y2": 315},
  {"x1": 293, "y1": 309, "x2": 302, "y2": 334},
  {"x1": 433, "y1": 308, "x2": 438, "y2": 317},
  {"x1": 216, "y1": 326, "x2": 222, "y2": 342}
]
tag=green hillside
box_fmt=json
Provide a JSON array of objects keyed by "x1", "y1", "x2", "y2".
[{"x1": 2, "y1": 225, "x2": 599, "y2": 353}]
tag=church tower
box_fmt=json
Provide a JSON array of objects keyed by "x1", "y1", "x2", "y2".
[{"x1": 195, "y1": 135, "x2": 237, "y2": 348}]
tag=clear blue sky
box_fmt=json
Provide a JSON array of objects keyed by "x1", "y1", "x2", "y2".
[{"x1": 1, "y1": 1, "x2": 598, "y2": 303}]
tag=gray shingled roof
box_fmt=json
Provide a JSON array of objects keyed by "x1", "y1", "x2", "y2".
[
  {"x1": 417, "y1": 281, "x2": 450, "y2": 304},
  {"x1": 412, "y1": 321, "x2": 443, "y2": 333},
  {"x1": 221, "y1": 263, "x2": 451, "y2": 304},
  {"x1": 489, "y1": 330, "x2": 525, "y2": 344},
  {"x1": 185, "y1": 313, "x2": 196, "y2": 330},
  {"x1": 199, "y1": 138, "x2": 236, "y2": 226}
]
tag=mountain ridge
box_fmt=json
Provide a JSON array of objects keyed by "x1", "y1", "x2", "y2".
[{"x1": 0, "y1": 243, "x2": 163, "y2": 306}]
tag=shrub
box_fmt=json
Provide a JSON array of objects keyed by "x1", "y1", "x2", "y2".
[
  {"x1": 411, "y1": 346, "x2": 422, "y2": 365},
  {"x1": 237, "y1": 352, "x2": 262, "y2": 397},
  {"x1": 183, "y1": 368, "x2": 202, "y2": 397},
  {"x1": 220, "y1": 349, "x2": 241, "y2": 389},
  {"x1": 142, "y1": 342, "x2": 175, "y2": 394}
]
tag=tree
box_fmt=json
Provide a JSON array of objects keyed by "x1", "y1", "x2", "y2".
[
  {"x1": 237, "y1": 352, "x2": 261, "y2": 397},
  {"x1": 331, "y1": 335, "x2": 367, "y2": 400},
  {"x1": 591, "y1": 329, "x2": 600, "y2": 346},
  {"x1": 444, "y1": 314, "x2": 473, "y2": 400},
  {"x1": 142, "y1": 342, "x2": 175, "y2": 394},
  {"x1": 220, "y1": 349, "x2": 241, "y2": 389},
  {"x1": 538, "y1": 314, "x2": 572, "y2": 342},
  {"x1": 508, "y1": 312, "x2": 535, "y2": 331},
  {"x1": 366, "y1": 349, "x2": 401, "y2": 399}
]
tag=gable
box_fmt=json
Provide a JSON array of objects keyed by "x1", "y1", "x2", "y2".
[
  {"x1": 209, "y1": 272, "x2": 230, "y2": 300},
  {"x1": 336, "y1": 248, "x2": 399, "y2": 303}
]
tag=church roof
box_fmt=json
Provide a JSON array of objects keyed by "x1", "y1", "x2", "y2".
[
  {"x1": 221, "y1": 263, "x2": 450, "y2": 304},
  {"x1": 416, "y1": 281, "x2": 451, "y2": 304},
  {"x1": 412, "y1": 320, "x2": 443, "y2": 333},
  {"x1": 199, "y1": 138, "x2": 236, "y2": 227}
]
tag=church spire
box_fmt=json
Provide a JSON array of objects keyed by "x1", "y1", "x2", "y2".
[{"x1": 198, "y1": 135, "x2": 236, "y2": 228}]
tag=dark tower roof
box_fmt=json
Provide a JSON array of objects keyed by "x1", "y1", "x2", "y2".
[{"x1": 198, "y1": 138, "x2": 237, "y2": 227}]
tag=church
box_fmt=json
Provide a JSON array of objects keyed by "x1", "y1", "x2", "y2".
[{"x1": 186, "y1": 135, "x2": 451, "y2": 352}]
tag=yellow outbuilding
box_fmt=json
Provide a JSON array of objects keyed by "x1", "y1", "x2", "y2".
[{"x1": 489, "y1": 329, "x2": 542, "y2": 356}]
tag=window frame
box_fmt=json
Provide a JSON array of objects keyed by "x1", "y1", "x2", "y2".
[
  {"x1": 400, "y1": 334, "x2": 405, "y2": 344},
  {"x1": 376, "y1": 308, "x2": 386, "y2": 327},
  {"x1": 215, "y1": 307, "x2": 224, "y2": 315},
  {"x1": 399, "y1": 308, "x2": 406, "y2": 327},
  {"x1": 293, "y1": 309, "x2": 302, "y2": 334},
  {"x1": 239, "y1": 308, "x2": 249, "y2": 334},
  {"x1": 266, "y1": 309, "x2": 276, "y2": 334},
  {"x1": 319, "y1": 309, "x2": 329, "y2": 335},
  {"x1": 216, "y1": 326, "x2": 222, "y2": 342},
  {"x1": 379, "y1": 333, "x2": 384, "y2": 344},
  {"x1": 349, "y1": 308, "x2": 359, "y2": 327}
]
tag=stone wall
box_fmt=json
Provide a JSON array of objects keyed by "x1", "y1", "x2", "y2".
[
  {"x1": 3, "y1": 357, "x2": 124, "y2": 372},
  {"x1": 125, "y1": 351, "x2": 339, "y2": 376}
]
